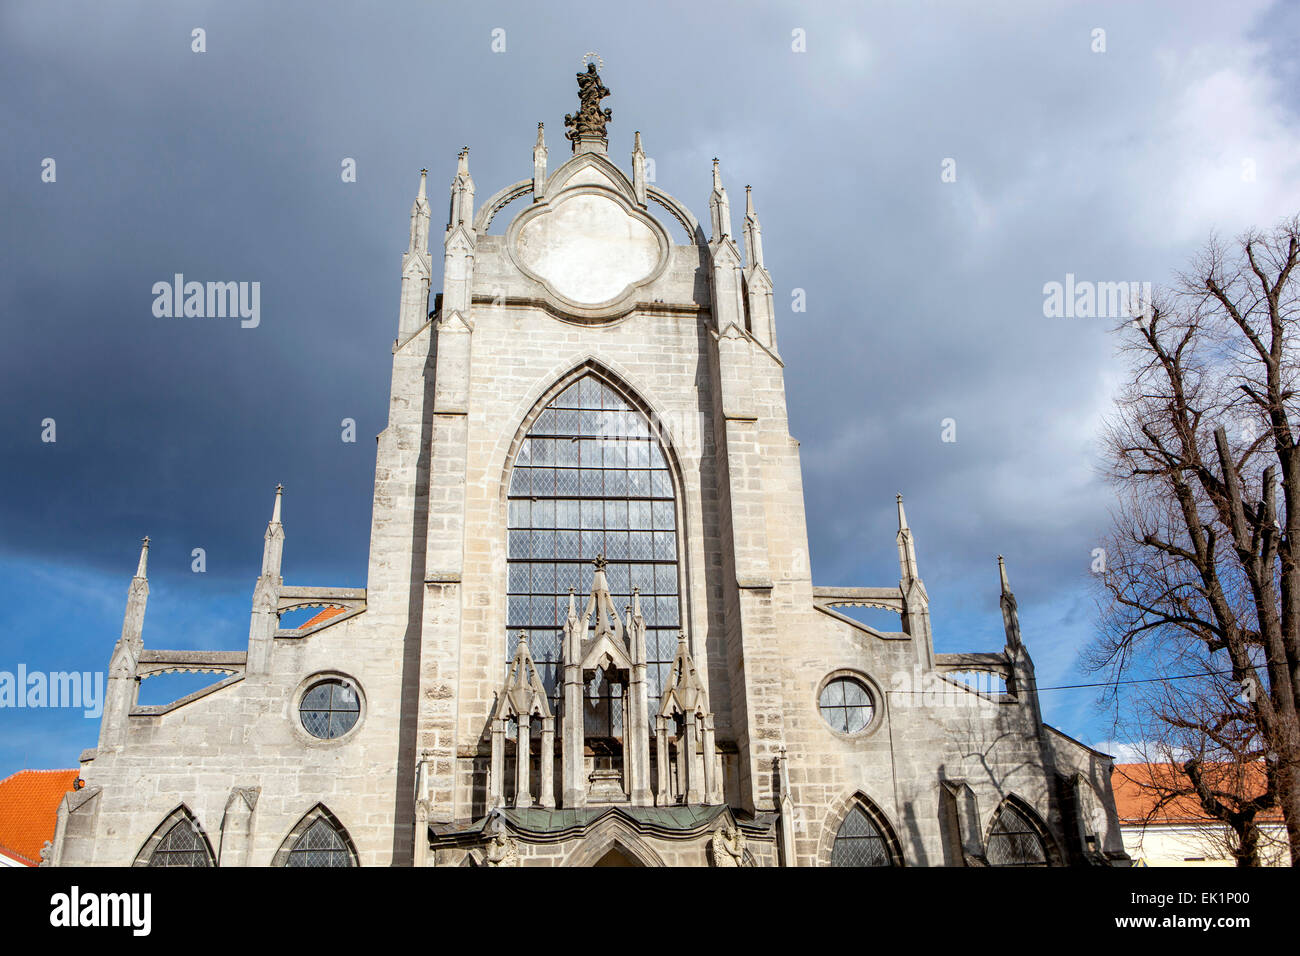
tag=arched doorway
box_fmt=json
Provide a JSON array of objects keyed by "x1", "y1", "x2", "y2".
[{"x1": 593, "y1": 847, "x2": 640, "y2": 867}]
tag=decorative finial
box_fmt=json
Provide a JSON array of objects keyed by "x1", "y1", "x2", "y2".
[
  {"x1": 272, "y1": 484, "x2": 283, "y2": 524},
  {"x1": 565, "y1": 62, "x2": 612, "y2": 145},
  {"x1": 896, "y1": 493, "x2": 908, "y2": 531},
  {"x1": 998, "y1": 555, "x2": 1011, "y2": 595},
  {"x1": 536, "y1": 122, "x2": 545, "y2": 145},
  {"x1": 592, "y1": 553, "x2": 608, "y2": 573},
  {"x1": 417, "y1": 169, "x2": 427, "y2": 200},
  {"x1": 136, "y1": 536, "x2": 150, "y2": 578}
]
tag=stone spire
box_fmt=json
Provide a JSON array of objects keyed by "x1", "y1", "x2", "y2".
[
  {"x1": 399, "y1": 170, "x2": 433, "y2": 338},
  {"x1": 134, "y1": 534, "x2": 150, "y2": 579},
  {"x1": 656, "y1": 630, "x2": 719, "y2": 805},
  {"x1": 564, "y1": 61, "x2": 612, "y2": 154},
  {"x1": 743, "y1": 186, "x2": 764, "y2": 269},
  {"x1": 896, "y1": 494, "x2": 933, "y2": 670},
  {"x1": 998, "y1": 555, "x2": 1022, "y2": 648},
  {"x1": 448, "y1": 147, "x2": 475, "y2": 229},
  {"x1": 490, "y1": 631, "x2": 555, "y2": 810},
  {"x1": 408, "y1": 169, "x2": 429, "y2": 253},
  {"x1": 440, "y1": 146, "x2": 478, "y2": 332},
  {"x1": 632, "y1": 130, "x2": 648, "y2": 206},
  {"x1": 742, "y1": 184, "x2": 777, "y2": 351},
  {"x1": 121, "y1": 536, "x2": 150, "y2": 649},
  {"x1": 997, "y1": 555, "x2": 1040, "y2": 724},
  {"x1": 709, "y1": 158, "x2": 732, "y2": 241},
  {"x1": 533, "y1": 123, "x2": 548, "y2": 199},
  {"x1": 102, "y1": 536, "x2": 151, "y2": 751},
  {"x1": 627, "y1": 588, "x2": 647, "y2": 664},
  {"x1": 261, "y1": 484, "x2": 285, "y2": 580},
  {"x1": 248, "y1": 485, "x2": 285, "y2": 674},
  {"x1": 583, "y1": 554, "x2": 623, "y2": 644},
  {"x1": 896, "y1": 494, "x2": 919, "y2": 585}
]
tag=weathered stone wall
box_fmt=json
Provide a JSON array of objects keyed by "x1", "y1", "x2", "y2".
[{"x1": 62, "y1": 611, "x2": 409, "y2": 866}]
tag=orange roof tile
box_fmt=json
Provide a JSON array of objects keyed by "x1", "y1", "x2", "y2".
[
  {"x1": 298, "y1": 605, "x2": 347, "y2": 630},
  {"x1": 0, "y1": 769, "x2": 80, "y2": 865},
  {"x1": 1112, "y1": 762, "x2": 1283, "y2": 826}
]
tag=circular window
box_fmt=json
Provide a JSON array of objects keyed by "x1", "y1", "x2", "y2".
[
  {"x1": 299, "y1": 679, "x2": 360, "y2": 739},
  {"x1": 818, "y1": 676, "x2": 875, "y2": 735}
]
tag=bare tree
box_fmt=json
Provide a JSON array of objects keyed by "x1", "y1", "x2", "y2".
[
  {"x1": 1090, "y1": 215, "x2": 1300, "y2": 865},
  {"x1": 1113, "y1": 648, "x2": 1277, "y2": 865}
]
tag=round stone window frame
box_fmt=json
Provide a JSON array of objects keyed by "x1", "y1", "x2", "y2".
[
  {"x1": 291, "y1": 672, "x2": 366, "y2": 747},
  {"x1": 815, "y1": 669, "x2": 884, "y2": 740}
]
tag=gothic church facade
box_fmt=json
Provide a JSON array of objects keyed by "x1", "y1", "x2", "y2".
[{"x1": 51, "y1": 66, "x2": 1129, "y2": 867}]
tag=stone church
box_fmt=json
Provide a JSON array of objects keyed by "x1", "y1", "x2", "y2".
[{"x1": 51, "y1": 64, "x2": 1129, "y2": 867}]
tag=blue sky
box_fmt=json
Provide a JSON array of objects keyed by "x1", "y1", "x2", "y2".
[{"x1": 3, "y1": 0, "x2": 1300, "y2": 777}]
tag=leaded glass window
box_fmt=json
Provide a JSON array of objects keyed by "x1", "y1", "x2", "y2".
[
  {"x1": 986, "y1": 804, "x2": 1048, "y2": 866},
  {"x1": 148, "y1": 819, "x2": 212, "y2": 867},
  {"x1": 818, "y1": 676, "x2": 875, "y2": 734},
  {"x1": 831, "y1": 805, "x2": 895, "y2": 867},
  {"x1": 285, "y1": 818, "x2": 354, "y2": 867},
  {"x1": 507, "y1": 374, "x2": 681, "y2": 720},
  {"x1": 299, "y1": 678, "x2": 360, "y2": 739}
]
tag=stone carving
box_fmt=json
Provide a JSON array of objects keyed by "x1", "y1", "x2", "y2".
[
  {"x1": 484, "y1": 831, "x2": 519, "y2": 867},
  {"x1": 226, "y1": 785, "x2": 259, "y2": 812},
  {"x1": 710, "y1": 825, "x2": 749, "y2": 867},
  {"x1": 482, "y1": 813, "x2": 519, "y2": 867},
  {"x1": 565, "y1": 63, "x2": 612, "y2": 143},
  {"x1": 39, "y1": 840, "x2": 53, "y2": 867}
]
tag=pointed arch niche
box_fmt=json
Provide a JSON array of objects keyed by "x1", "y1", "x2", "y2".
[
  {"x1": 560, "y1": 819, "x2": 667, "y2": 867},
  {"x1": 132, "y1": 805, "x2": 216, "y2": 867},
  {"x1": 503, "y1": 367, "x2": 687, "y2": 782}
]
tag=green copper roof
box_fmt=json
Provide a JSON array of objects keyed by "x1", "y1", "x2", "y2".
[{"x1": 501, "y1": 803, "x2": 730, "y2": 835}]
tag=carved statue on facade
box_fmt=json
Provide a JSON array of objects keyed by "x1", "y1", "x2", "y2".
[
  {"x1": 484, "y1": 830, "x2": 519, "y2": 867},
  {"x1": 482, "y1": 813, "x2": 520, "y2": 867},
  {"x1": 710, "y1": 824, "x2": 749, "y2": 866},
  {"x1": 565, "y1": 63, "x2": 612, "y2": 142}
]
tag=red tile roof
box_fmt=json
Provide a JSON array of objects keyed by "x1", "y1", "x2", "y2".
[
  {"x1": 298, "y1": 605, "x2": 347, "y2": 630},
  {"x1": 1112, "y1": 762, "x2": 1283, "y2": 825},
  {"x1": 0, "y1": 769, "x2": 80, "y2": 866}
]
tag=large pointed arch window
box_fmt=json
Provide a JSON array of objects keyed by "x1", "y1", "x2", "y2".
[
  {"x1": 133, "y1": 807, "x2": 215, "y2": 867},
  {"x1": 149, "y1": 819, "x2": 212, "y2": 867},
  {"x1": 830, "y1": 800, "x2": 901, "y2": 867},
  {"x1": 286, "y1": 819, "x2": 354, "y2": 867},
  {"x1": 986, "y1": 801, "x2": 1050, "y2": 867},
  {"x1": 274, "y1": 807, "x2": 358, "y2": 868},
  {"x1": 507, "y1": 373, "x2": 681, "y2": 719}
]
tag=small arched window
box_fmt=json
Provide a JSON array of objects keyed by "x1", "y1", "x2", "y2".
[
  {"x1": 148, "y1": 818, "x2": 213, "y2": 867},
  {"x1": 831, "y1": 804, "x2": 898, "y2": 866},
  {"x1": 285, "y1": 818, "x2": 355, "y2": 867},
  {"x1": 986, "y1": 803, "x2": 1049, "y2": 866}
]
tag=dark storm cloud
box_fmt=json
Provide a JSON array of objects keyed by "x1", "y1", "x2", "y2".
[{"x1": 1, "y1": 0, "x2": 1298, "y2": 770}]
